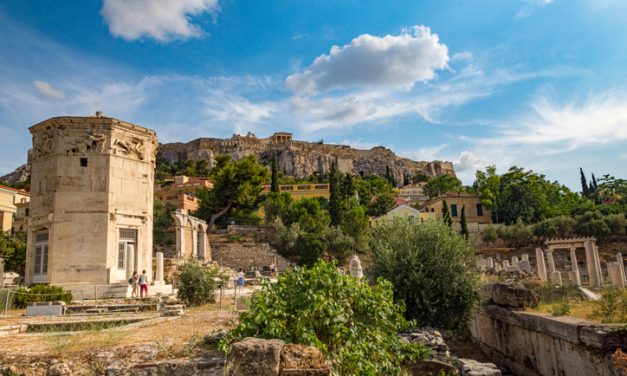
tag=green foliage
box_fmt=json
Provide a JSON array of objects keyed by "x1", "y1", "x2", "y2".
[
  {"x1": 460, "y1": 206, "x2": 469, "y2": 240},
  {"x1": 156, "y1": 157, "x2": 211, "y2": 181},
  {"x1": 12, "y1": 285, "x2": 72, "y2": 308},
  {"x1": 580, "y1": 167, "x2": 591, "y2": 198},
  {"x1": 366, "y1": 193, "x2": 396, "y2": 217},
  {"x1": 176, "y1": 260, "x2": 223, "y2": 306},
  {"x1": 385, "y1": 165, "x2": 398, "y2": 187},
  {"x1": 340, "y1": 205, "x2": 369, "y2": 252},
  {"x1": 220, "y1": 261, "x2": 429, "y2": 375},
  {"x1": 263, "y1": 192, "x2": 293, "y2": 224},
  {"x1": 273, "y1": 220, "x2": 303, "y2": 257},
  {"x1": 596, "y1": 174, "x2": 627, "y2": 207},
  {"x1": 0, "y1": 231, "x2": 26, "y2": 274},
  {"x1": 441, "y1": 200, "x2": 453, "y2": 227},
  {"x1": 533, "y1": 216, "x2": 576, "y2": 239},
  {"x1": 194, "y1": 155, "x2": 269, "y2": 231},
  {"x1": 153, "y1": 198, "x2": 176, "y2": 246},
  {"x1": 497, "y1": 218, "x2": 533, "y2": 248},
  {"x1": 354, "y1": 175, "x2": 394, "y2": 207},
  {"x1": 550, "y1": 300, "x2": 571, "y2": 317},
  {"x1": 324, "y1": 226, "x2": 355, "y2": 261},
  {"x1": 271, "y1": 153, "x2": 280, "y2": 193},
  {"x1": 328, "y1": 163, "x2": 342, "y2": 226},
  {"x1": 296, "y1": 233, "x2": 326, "y2": 265},
  {"x1": 285, "y1": 198, "x2": 331, "y2": 232},
  {"x1": 603, "y1": 213, "x2": 627, "y2": 235},
  {"x1": 424, "y1": 175, "x2": 462, "y2": 199},
  {"x1": 591, "y1": 288, "x2": 627, "y2": 323},
  {"x1": 481, "y1": 225, "x2": 498, "y2": 245},
  {"x1": 575, "y1": 211, "x2": 611, "y2": 239},
  {"x1": 369, "y1": 219, "x2": 481, "y2": 331}
]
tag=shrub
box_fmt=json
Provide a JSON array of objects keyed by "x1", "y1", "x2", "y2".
[
  {"x1": 12, "y1": 284, "x2": 72, "y2": 309},
  {"x1": 603, "y1": 214, "x2": 627, "y2": 236},
  {"x1": 533, "y1": 216, "x2": 576, "y2": 239},
  {"x1": 324, "y1": 226, "x2": 354, "y2": 262},
  {"x1": 481, "y1": 225, "x2": 498, "y2": 245},
  {"x1": 369, "y1": 218, "x2": 481, "y2": 331},
  {"x1": 296, "y1": 232, "x2": 325, "y2": 265},
  {"x1": 550, "y1": 300, "x2": 571, "y2": 317},
  {"x1": 220, "y1": 260, "x2": 429, "y2": 375},
  {"x1": 591, "y1": 288, "x2": 627, "y2": 323},
  {"x1": 576, "y1": 211, "x2": 611, "y2": 239},
  {"x1": 497, "y1": 218, "x2": 533, "y2": 248},
  {"x1": 176, "y1": 260, "x2": 222, "y2": 306}
]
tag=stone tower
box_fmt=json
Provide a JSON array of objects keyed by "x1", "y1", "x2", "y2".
[{"x1": 25, "y1": 114, "x2": 157, "y2": 286}]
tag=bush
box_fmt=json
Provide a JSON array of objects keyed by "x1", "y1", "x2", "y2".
[
  {"x1": 533, "y1": 216, "x2": 576, "y2": 239},
  {"x1": 497, "y1": 218, "x2": 533, "y2": 248},
  {"x1": 603, "y1": 214, "x2": 627, "y2": 236},
  {"x1": 575, "y1": 211, "x2": 611, "y2": 239},
  {"x1": 296, "y1": 232, "x2": 325, "y2": 265},
  {"x1": 12, "y1": 285, "x2": 72, "y2": 309},
  {"x1": 369, "y1": 218, "x2": 481, "y2": 331},
  {"x1": 176, "y1": 260, "x2": 222, "y2": 306},
  {"x1": 481, "y1": 225, "x2": 498, "y2": 245},
  {"x1": 220, "y1": 260, "x2": 429, "y2": 375},
  {"x1": 591, "y1": 288, "x2": 627, "y2": 323},
  {"x1": 324, "y1": 226, "x2": 354, "y2": 262}
]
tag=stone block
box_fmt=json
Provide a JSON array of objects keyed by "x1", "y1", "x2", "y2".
[
  {"x1": 26, "y1": 301, "x2": 66, "y2": 316},
  {"x1": 281, "y1": 344, "x2": 327, "y2": 370},
  {"x1": 280, "y1": 369, "x2": 332, "y2": 376},
  {"x1": 458, "y1": 358, "x2": 501, "y2": 376},
  {"x1": 227, "y1": 337, "x2": 285, "y2": 376},
  {"x1": 483, "y1": 283, "x2": 539, "y2": 308}
]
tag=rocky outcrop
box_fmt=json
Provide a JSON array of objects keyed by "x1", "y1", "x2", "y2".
[
  {"x1": 0, "y1": 163, "x2": 30, "y2": 185},
  {"x1": 158, "y1": 134, "x2": 455, "y2": 186}
]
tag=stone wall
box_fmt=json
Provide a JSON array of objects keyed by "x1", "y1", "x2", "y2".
[
  {"x1": 470, "y1": 305, "x2": 626, "y2": 376},
  {"x1": 211, "y1": 242, "x2": 292, "y2": 272}
]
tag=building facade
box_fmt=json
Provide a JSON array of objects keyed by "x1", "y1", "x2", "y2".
[
  {"x1": 420, "y1": 193, "x2": 492, "y2": 225},
  {"x1": 0, "y1": 184, "x2": 29, "y2": 233},
  {"x1": 25, "y1": 114, "x2": 157, "y2": 286},
  {"x1": 155, "y1": 175, "x2": 213, "y2": 212}
]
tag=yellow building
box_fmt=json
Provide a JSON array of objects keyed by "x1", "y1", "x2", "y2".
[
  {"x1": 0, "y1": 184, "x2": 29, "y2": 233},
  {"x1": 155, "y1": 175, "x2": 213, "y2": 212},
  {"x1": 371, "y1": 204, "x2": 436, "y2": 226},
  {"x1": 261, "y1": 184, "x2": 330, "y2": 201},
  {"x1": 419, "y1": 193, "x2": 491, "y2": 225},
  {"x1": 12, "y1": 200, "x2": 30, "y2": 233}
]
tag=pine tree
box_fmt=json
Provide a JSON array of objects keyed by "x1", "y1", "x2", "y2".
[
  {"x1": 342, "y1": 174, "x2": 355, "y2": 199},
  {"x1": 460, "y1": 206, "x2": 469, "y2": 239},
  {"x1": 579, "y1": 167, "x2": 590, "y2": 198},
  {"x1": 329, "y1": 162, "x2": 342, "y2": 226},
  {"x1": 442, "y1": 200, "x2": 453, "y2": 227},
  {"x1": 271, "y1": 152, "x2": 280, "y2": 193}
]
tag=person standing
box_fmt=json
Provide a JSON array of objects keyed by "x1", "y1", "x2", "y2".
[
  {"x1": 138, "y1": 270, "x2": 149, "y2": 298},
  {"x1": 237, "y1": 268, "x2": 245, "y2": 293},
  {"x1": 130, "y1": 271, "x2": 139, "y2": 298}
]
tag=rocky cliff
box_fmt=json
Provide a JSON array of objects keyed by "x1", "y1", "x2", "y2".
[{"x1": 158, "y1": 132, "x2": 456, "y2": 184}]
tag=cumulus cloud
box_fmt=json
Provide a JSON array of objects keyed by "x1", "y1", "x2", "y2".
[
  {"x1": 101, "y1": 0, "x2": 219, "y2": 42},
  {"x1": 33, "y1": 81, "x2": 65, "y2": 100},
  {"x1": 286, "y1": 26, "x2": 449, "y2": 93}
]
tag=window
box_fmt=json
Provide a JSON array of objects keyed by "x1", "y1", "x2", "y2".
[
  {"x1": 34, "y1": 230, "x2": 49, "y2": 275},
  {"x1": 451, "y1": 204, "x2": 458, "y2": 217},
  {"x1": 476, "y1": 204, "x2": 484, "y2": 217},
  {"x1": 25, "y1": 208, "x2": 29, "y2": 216},
  {"x1": 117, "y1": 229, "x2": 137, "y2": 270},
  {"x1": 80, "y1": 158, "x2": 88, "y2": 167}
]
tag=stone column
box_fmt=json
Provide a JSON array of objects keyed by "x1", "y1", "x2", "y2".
[
  {"x1": 546, "y1": 249, "x2": 556, "y2": 273},
  {"x1": 521, "y1": 254, "x2": 529, "y2": 262},
  {"x1": 494, "y1": 263, "x2": 502, "y2": 272},
  {"x1": 487, "y1": 257, "x2": 494, "y2": 269},
  {"x1": 584, "y1": 239, "x2": 598, "y2": 288},
  {"x1": 511, "y1": 256, "x2": 519, "y2": 268},
  {"x1": 535, "y1": 248, "x2": 548, "y2": 283},
  {"x1": 503, "y1": 260, "x2": 510, "y2": 269},
  {"x1": 550, "y1": 271, "x2": 563, "y2": 286},
  {"x1": 126, "y1": 244, "x2": 135, "y2": 281},
  {"x1": 617, "y1": 253, "x2": 626, "y2": 286},
  {"x1": 569, "y1": 247, "x2": 581, "y2": 286},
  {"x1": 608, "y1": 263, "x2": 625, "y2": 289},
  {"x1": 155, "y1": 252, "x2": 164, "y2": 285},
  {"x1": 593, "y1": 245, "x2": 604, "y2": 288}
]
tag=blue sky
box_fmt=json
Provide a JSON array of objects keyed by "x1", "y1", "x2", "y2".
[{"x1": 1, "y1": 0, "x2": 626, "y2": 188}]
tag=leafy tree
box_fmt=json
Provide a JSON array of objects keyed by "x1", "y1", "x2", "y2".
[
  {"x1": 194, "y1": 155, "x2": 268, "y2": 232},
  {"x1": 285, "y1": 198, "x2": 330, "y2": 233},
  {"x1": 473, "y1": 165, "x2": 501, "y2": 222},
  {"x1": 220, "y1": 261, "x2": 428, "y2": 375},
  {"x1": 296, "y1": 233, "x2": 326, "y2": 265},
  {"x1": 176, "y1": 260, "x2": 223, "y2": 306},
  {"x1": 411, "y1": 172, "x2": 430, "y2": 184},
  {"x1": 596, "y1": 174, "x2": 627, "y2": 206},
  {"x1": 263, "y1": 192, "x2": 293, "y2": 224},
  {"x1": 574, "y1": 211, "x2": 625, "y2": 239},
  {"x1": 497, "y1": 218, "x2": 533, "y2": 248},
  {"x1": 424, "y1": 174, "x2": 462, "y2": 199},
  {"x1": 0, "y1": 231, "x2": 26, "y2": 275},
  {"x1": 271, "y1": 153, "x2": 280, "y2": 193},
  {"x1": 441, "y1": 200, "x2": 453, "y2": 227},
  {"x1": 340, "y1": 205, "x2": 369, "y2": 252},
  {"x1": 273, "y1": 221, "x2": 303, "y2": 257},
  {"x1": 328, "y1": 162, "x2": 342, "y2": 226},
  {"x1": 354, "y1": 174, "x2": 394, "y2": 207},
  {"x1": 324, "y1": 226, "x2": 354, "y2": 261},
  {"x1": 369, "y1": 219, "x2": 481, "y2": 331},
  {"x1": 460, "y1": 206, "x2": 469, "y2": 239},
  {"x1": 603, "y1": 213, "x2": 627, "y2": 235},
  {"x1": 153, "y1": 198, "x2": 176, "y2": 246},
  {"x1": 367, "y1": 193, "x2": 396, "y2": 217}
]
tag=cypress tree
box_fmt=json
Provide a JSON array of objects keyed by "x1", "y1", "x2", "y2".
[
  {"x1": 579, "y1": 167, "x2": 590, "y2": 198},
  {"x1": 591, "y1": 173, "x2": 598, "y2": 194},
  {"x1": 442, "y1": 200, "x2": 453, "y2": 227},
  {"x1": 271, "y1": 153, "x2": 280, "y2": 193},
  {"x1": 460, "y1": 206, "x2": 469, "y2": 239},
  {"x1": 329, "y1": 162, "x2": 342, "y2": 226}
]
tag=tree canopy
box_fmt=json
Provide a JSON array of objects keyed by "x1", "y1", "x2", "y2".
[{"x1": 423, "y1": 174, "x2": 463, "y2": 199}]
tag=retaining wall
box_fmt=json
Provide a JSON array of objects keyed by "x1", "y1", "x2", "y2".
[
  {"x1": 470, "y1": 305, "x2": 626, "y2": 376},
  {"x1": 211, "y1": 243, "x2": 292, "y2": 272}
]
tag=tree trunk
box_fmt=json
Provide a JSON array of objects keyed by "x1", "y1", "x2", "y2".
[{"x1": 206, "y1": 202, "x2": 233, "y2": 235}]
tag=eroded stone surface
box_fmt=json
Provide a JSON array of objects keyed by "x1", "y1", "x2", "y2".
[{"x1": 226, "y1": 337, "x2": 285, "y2": 376}]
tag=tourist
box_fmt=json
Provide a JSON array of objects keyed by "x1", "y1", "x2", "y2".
[
  {"x1": 139, "y1": 270, "x2": 149, "y2": 298},
  {"x1": 269, "y1": 263, "x2": 276, "y2": 278},
  {"x1": 237, "y1": 268, "x2": 245, "y2": 292},
  {"x1": 130, "y1": 271, "x2": 139, "y2": 298}
]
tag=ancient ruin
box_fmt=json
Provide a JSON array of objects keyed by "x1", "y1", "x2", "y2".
[{"x1": 24, "y1": 114, "x2": 158, "y2": 290}]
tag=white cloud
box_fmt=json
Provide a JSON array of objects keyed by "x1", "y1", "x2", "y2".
[
  {"x1": 339, "y1": 139, "x2": 381, "y2": 150},
  {"x1": 286, "y1": 26, "x2": 449, "y2": 93},
  {"x1": 400, "y1": 144, "x2": 448, "y2": 162},
  {"x1": 516, "y1": 0, "x2": 555, "y2": 17},
  {"x1": 33, "y1": 81, "x2": 65, "y2": 100},
  {"x1": 101, "y1": 0, "x2": 219, "y2": 42}
]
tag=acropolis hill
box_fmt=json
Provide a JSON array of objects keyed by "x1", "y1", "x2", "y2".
[{"x1": 158, "y1": 132, "x2": 456, "y2": 183}]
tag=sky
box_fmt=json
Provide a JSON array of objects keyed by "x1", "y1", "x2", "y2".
[{"x1": 1, "y1": 0, "x2": 626, "y2": 189}]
